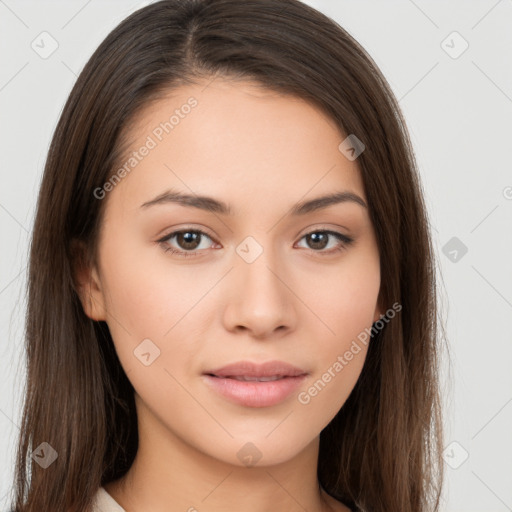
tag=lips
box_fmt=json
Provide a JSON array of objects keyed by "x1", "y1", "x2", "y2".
[
  {"x1": 204, "y1": 360, "x2": 309, "y2": 379},
  {"x1": 202, "y1": 360, "x2": 309, "y2": 407}
]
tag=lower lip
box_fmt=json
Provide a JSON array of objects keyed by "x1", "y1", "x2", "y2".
[{"x1": 202, "y1": 375, "x2": 307, "y2": 408}]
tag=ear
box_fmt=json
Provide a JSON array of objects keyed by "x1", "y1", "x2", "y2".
[{"x1": 70, "y1": 239, "x2": 107, "y2": 321}]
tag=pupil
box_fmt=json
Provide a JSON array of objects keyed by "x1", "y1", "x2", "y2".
[
  {"x1": 179, "y1": 231, "x2": 199, "y2": 249},
  {"x1": 309, "y1": 232, "x2": 327, "y2": 250}
]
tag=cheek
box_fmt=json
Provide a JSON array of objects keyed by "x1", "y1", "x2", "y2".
[
  {"x1": 296, "y1": 279, "x2": 376, "y2": 425},
  {"x1": 295, "y1": 251, "x2": 378, "y2": 417},
  {"x1": 303, "y1": 247, "x2": 380, "y2": 341},
  {"x1": 97, "y1": 234, "x2": 201, "y2": 373},
  {"x1": 100, "y1": 229, "x2": 204, "y2": 330},
  {"x1": 296, "y1": 342, "x2": 368, "y2": 436}
]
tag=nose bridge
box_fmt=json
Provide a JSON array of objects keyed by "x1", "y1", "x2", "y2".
[
  {"x1": 224, "y1": 233, "x2": 296, "y2": 335},
  {"x1": 237, "y1": 233, "x2": 285, "y2": 302}
]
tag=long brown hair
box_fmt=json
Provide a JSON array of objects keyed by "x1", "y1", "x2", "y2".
[{"x1": 11, "y1": 1, "x2": 445, "y2": 510}]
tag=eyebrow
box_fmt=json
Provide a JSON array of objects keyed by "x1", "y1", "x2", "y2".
[{"x1": 140, "y1": 188, "x2": 367, "y2": 215}]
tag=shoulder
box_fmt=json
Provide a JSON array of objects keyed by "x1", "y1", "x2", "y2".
[
  {"x1": 8, "y1": 488, "x2": 126, "y2": 512},
  {"x1": 90, "y1": 486, "x2": 126, "y2": 512}
]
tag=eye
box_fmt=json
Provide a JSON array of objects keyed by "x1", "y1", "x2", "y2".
[
  {"x1": 157, "y1": 227, "x2": 354, "y2": 258},
  {"x1": 157, "y1": 229, "x2": 217, "y2": 257},
  {"x1": 295, "y1": 229, "x2": 354, "y2": 255}
]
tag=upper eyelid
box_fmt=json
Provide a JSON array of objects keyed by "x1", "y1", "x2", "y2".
[{"x1": 157, "y1": 226, "x2": 216, "y2": 243}]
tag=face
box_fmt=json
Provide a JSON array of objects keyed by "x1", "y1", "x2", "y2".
[{"x1": 78, "y1": 78, "x2": 382, "y2": 468}]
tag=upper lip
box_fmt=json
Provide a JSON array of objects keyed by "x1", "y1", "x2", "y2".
[{"x1": 204, "y1": 360, "x2": 308, "y2": 378}]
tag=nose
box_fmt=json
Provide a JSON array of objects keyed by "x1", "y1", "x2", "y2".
[{"x1": 222, "y1": 242, "x2": 297, "y2": 339}]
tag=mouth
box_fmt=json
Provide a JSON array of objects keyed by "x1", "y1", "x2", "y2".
[
  {"x1": 206, "y1": 375, "x2": 294, "y2": 382},
  {"x1": 202, "y1": 360, "x2": 309, "y2": 407},
  {"x1": 204, "y1": 360, "x2": 308, "y2": 379}
]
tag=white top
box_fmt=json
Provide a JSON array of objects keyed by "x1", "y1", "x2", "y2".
[
  {"x1": 91, "y1": 487, "x2": 126, "y2": 512},
  {"x1": 91, "y1": 486, "x2": 354, "y2": 512}
]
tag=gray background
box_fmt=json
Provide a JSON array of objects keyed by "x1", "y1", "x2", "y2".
[{"x1": 1, "y1": 0, "x2": 511, "y2": 510}]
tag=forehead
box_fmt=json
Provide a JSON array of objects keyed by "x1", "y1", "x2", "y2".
[{"x1": 108, "y1": 78, "x2": 366, "y2": 213}]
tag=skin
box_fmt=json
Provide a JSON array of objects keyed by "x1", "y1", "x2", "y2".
[{"x1": 76, "y1": 77, "x2": 382, "y2": 512}]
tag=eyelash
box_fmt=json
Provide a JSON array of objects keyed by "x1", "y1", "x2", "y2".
[{"x1": 157, "y1": 227, "x2": 354, "y2": 258}]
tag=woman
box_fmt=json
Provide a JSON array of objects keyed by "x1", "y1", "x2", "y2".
[{"x1": 10, "y1": 1, "x2": 444, "y2": 511}]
